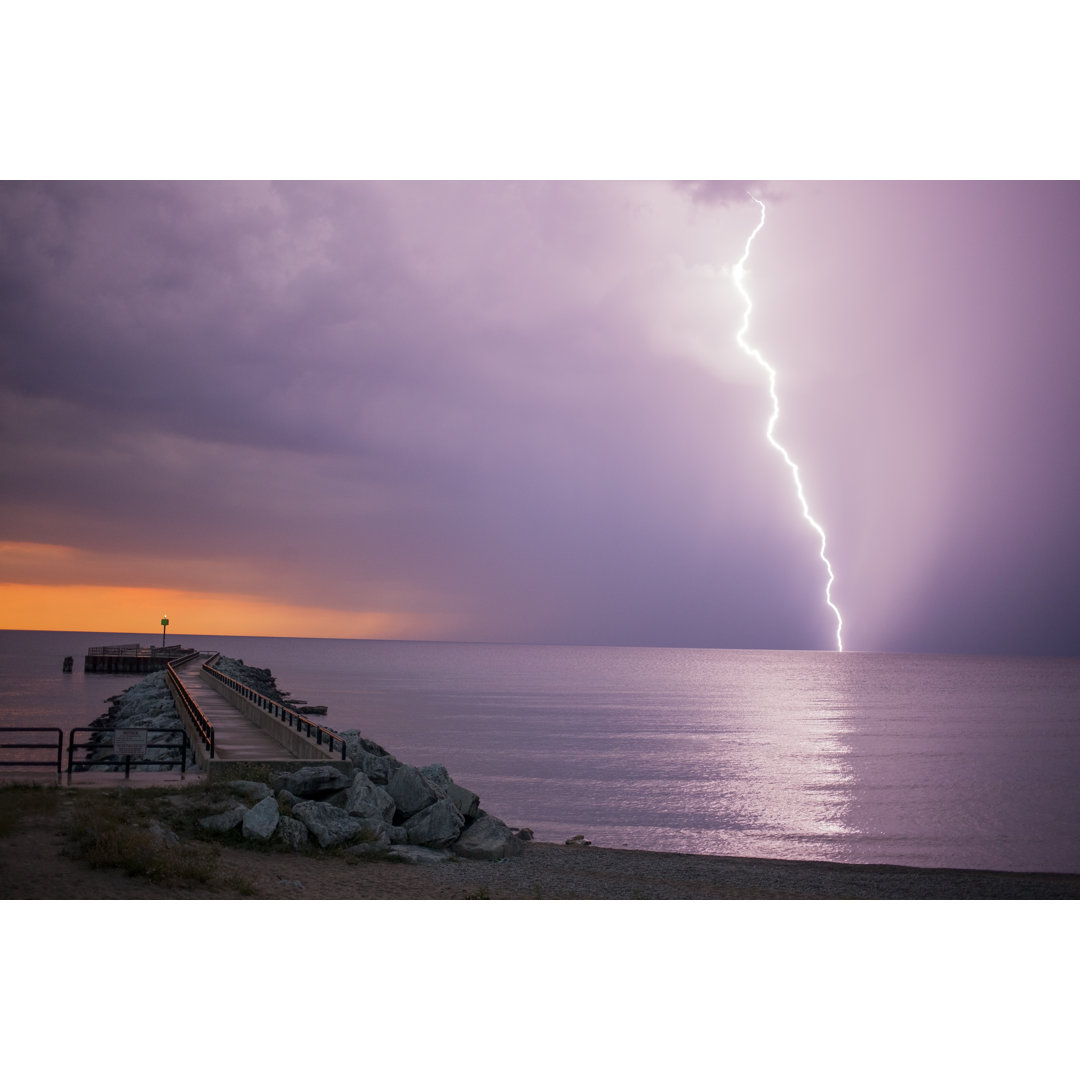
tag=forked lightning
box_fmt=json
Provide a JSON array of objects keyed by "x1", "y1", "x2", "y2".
[{"x1": 733, "y1": 195, "x2": 844, "y2": 651}]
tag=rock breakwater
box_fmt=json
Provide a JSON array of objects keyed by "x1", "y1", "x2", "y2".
[
  {"x1": 198, "y1": 758, "x2": 530, "y2": 862},
  {"x1": 87, "y1": 657, "x2": 531, "y2": 861}
]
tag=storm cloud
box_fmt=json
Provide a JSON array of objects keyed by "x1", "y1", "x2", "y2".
[{"x1": 2, "y1": 180, "x2": 1078, "y2": 653}]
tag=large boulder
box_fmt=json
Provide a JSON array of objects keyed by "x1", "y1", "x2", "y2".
[
  {"x1": 230, "y1": 780, "x2": 273, "y2": 802},
  {"x1": 418, "y1": 765, "x2": 479, "y2": 820},
  {"x1": 342, "y1": 731, "x2": 393, "y2": 758},
  {"x1": 387, "y1": 764, "x2": 441, "y2": 818},
  {"x1": 419, "y1": 763, "x2": 452, "y2": 792},
  {"x1": 291, "y1": 800, "x2": 366, "y2": 847},
  {"x1": 343, "y1": 732, "x2": 402, "y2": 783},
  {"x1": 276, "y1": 789, "x2": 301, "y2": 810},
  {"x1": 448, "y1": 782, "x2": 480, "y2": 821},
  {"x1": 198, "y1": 806, "x2": 246, "y2": 834},
  {"x1": 343, "y1": 818, "x2": 394, "y2": 855},
  {"x1": 275, "y1": 816, "x2": 310, "y2": 850},
  {"x1": 355, "y1": 751, "x2": 399, "y2": 784},
  {"x1": 387, "y1": 845, "x2": 455, "y2": 865},
  {"x1": 453, "y1": 812, "x2": 525, "y2": 861},
  {"x1": 404, "y1": 797, "x2": 465, "y2": 847},
  {"x1": 274, "y1": 765, "x2": 352, "y2": 799},
  {"x1": 344, "y1": 773, "x2": 396, "y2": 822},
  {"x1": 242, "y1": 795, "x2": 280, "y2": 841}
]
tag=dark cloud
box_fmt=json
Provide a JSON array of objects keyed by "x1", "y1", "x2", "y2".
[
  {"x1": 2, "y1": 180, "x2": 1078, "y2": 652},
  {"x1": 672, "y1": 180, "x2": 770, "y2": 205}
]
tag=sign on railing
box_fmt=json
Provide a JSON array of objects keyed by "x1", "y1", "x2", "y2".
[{"x1": 67, "y1": 727, "x2": 190, "y2": 778}]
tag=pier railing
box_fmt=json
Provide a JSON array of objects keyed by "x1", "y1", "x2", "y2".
[
  {"x1": 0, "y1": 727, "x2": 64, "y2": 777},
  {"x1": 203, "y1": 658, "x2": 347, "y2": 760},
  {"x1": 166, "y1": 654, "x2": 216, "y2": 758},
  {"x1": 66, "y1": 727, "x2": 190, "y2": 778},
  {"x1": 86, "y1": 644, "x2": 199, "y2": 674},
  {"x1": 87, "y1": 644, "x2": 195, "y2": 657}
]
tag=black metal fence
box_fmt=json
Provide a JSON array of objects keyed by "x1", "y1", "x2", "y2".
[
  {"x1": 0, "y1": 727, "x2": 64, "y2": 776},
  {"x1": 66, "y1": 727, "x2": 190, "y2": 778}
]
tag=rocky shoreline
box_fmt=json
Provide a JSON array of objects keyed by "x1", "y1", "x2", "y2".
[
  {"x1": 196, "y1": 761, "x2": 531, "y2": 862},
  {"x1": 87, "y1": 658, "x2": 533, "y2": 861}
]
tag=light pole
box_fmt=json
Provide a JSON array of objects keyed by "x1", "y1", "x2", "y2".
[{"x1": 161, "y1": 615, "x2": 169, "y2": 649}]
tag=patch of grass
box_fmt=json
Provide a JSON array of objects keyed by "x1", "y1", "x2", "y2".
[
  {"x1": 62, "y1": 789, "x2": 255, "y2": 893},
  {"x1": 464, "y1": 885, "x2": 491, "y2": 900},
  {"x1": 209, "y1": 763, "x2": 279, "y2": 786},
  {"x1": 0, "y1": 784, "x2": 61, "y2": 838}
]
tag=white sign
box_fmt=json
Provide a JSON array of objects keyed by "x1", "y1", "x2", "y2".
[{"x1": 114, "y1": 729, "x2": 147, "y2": 757}]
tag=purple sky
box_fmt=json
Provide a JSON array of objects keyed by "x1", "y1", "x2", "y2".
[{"x1": 2, "y1": 180, "x2": 1078, "y2": 653}]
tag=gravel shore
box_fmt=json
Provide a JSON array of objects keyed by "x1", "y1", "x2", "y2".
[
  {"x1": 251, "y1": 841, "x2": 1080, "y2": 900},
  {"x1": 4, "y1": 794, "x2": 1078, "y2": 900}
]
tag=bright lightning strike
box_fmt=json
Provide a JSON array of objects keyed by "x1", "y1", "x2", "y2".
[{"x1": 733, "y1": 195, "x2": 845, "y2": 652}]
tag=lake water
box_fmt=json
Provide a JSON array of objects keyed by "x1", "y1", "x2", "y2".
[{"x1": 2, "y1": 629, "x2": 1078, "y2": 873}]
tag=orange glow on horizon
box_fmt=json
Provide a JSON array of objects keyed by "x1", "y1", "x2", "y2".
[{"x1": 0, "y1": 583, "x2": 443, "y2": 640}]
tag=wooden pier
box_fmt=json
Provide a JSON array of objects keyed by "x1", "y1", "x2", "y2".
[{"x1": 84, "y1": 643, "x2": 198, "y2": 674}]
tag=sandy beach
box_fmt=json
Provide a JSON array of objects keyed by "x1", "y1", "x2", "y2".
[{"x1": 2, "y1": 783, "x2": 1077, "y2": 899}]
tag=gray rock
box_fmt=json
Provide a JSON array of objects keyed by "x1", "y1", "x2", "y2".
[
  {"x1": 198, "y1": 806, "x2": 246, "y2": 834},
  {"x1": 273, "y1": 764, "x2": 352, "y2": 798},
  {"x1": 275, "y1": 816, "x2": 309, "y2": 850},
  {"x1": 230, "y1": 780, "x2": 273, "y2": 802},
  {"x1": 405, "y1": 797, "x2": 465, "y2": 847},
  {"x1": 454, "y1": 812, "x2": 525, "y2": 860},
  {"x1": 448, "y1": 781, "x2": 480, "y2": 821},
  {"x1": 349, "y1": 816, "x2": 391, "y2": 842},
  {"x1": 343, "y1": 819, "x2": 392, "y2": 856},
  {"x1": 387, "y1": 844, "x2": 456, "y2": 865},
  {"x1": 342, "y1": 730, "x2": 393, "y2": 758},
  {"x1": 341, "y1": 731, "x2": 401, "y2": 783},
  {"x1": 345, "y1": 772, "x2": 396, "y2": 822},
  {"x1": 344, "y1": 841, "x2": 388, "y2": 858},
  {"x1": 387, "y1": 763, "x2": 440, "y2": 817},
  {"x1": 242, "y1": 795, "x2": 280, "y2": 841},
  {"x1": 147, "y1": 821, "x2": 180, "y2": 847},
  {"x1": 388, "y1": 824, "x2": 408, "y2": 844},
  {"x1": 419, "y1": 763, "x2": 452, "y2": 793},
  {"x1": 277, "y1": 789, "x2": 300, "y2": 810},
  {"x1": 292, "y1": 800, "x2": 366, "y2": 847},
  {"x1": 353, "y1": 749, "x2": 398, "y2": 784}
]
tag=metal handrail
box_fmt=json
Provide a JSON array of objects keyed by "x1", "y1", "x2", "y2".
[
  {"x1": 0, "y1": 727, "x2": 64, "y2": 776},
  {"x1": 202, "y1": 658, "x2": 347, "y2": 760},
  {"x1": 88, "y1": 644, "x2": 195, "y2": 657},
  {"x1": 67, "y1": 727, "x2": 190, "y2": 778},
  {"x1": 166, "y1": 654, "x2": 215, "y2": 758}
]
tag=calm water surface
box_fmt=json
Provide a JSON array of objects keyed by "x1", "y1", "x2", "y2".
[{"x1": 2, "y1": 630, "x2": 1077, "y2": 872}]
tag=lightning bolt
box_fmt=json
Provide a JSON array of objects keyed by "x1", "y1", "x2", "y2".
[{"x1": 733, "y1": 194, "x2": 844, "y2": 652}]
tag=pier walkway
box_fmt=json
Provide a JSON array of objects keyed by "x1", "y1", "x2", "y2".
[
  {"x1": 166, "y1": 651, "x2": 347, "y2": 781},
  {"x1": 171, "y1": 654, "x2": 297, "y2": 763},
  {"x1": 1, "y1": 650, "x2": 346, "y2": 787}
]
